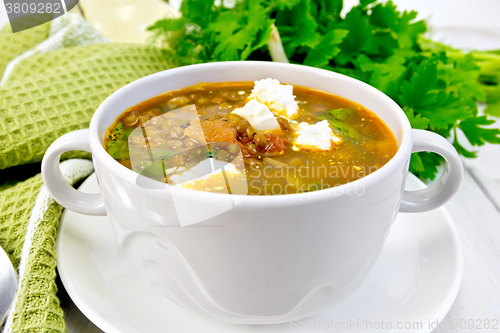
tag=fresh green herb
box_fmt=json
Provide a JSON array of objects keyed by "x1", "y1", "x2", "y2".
[
  {"x1": 205, "y1": 149, "x2": 216, "y2": 159},
  {"x1": 138, "y1": 160, "x2": 167, "y2": 182},
  {"x1": 328, "y1": 108, "x2": 351, "y2": 121},
  {"x1": 149, "y1": 0, "x2": 500, "y2": 180},
  {"x1": 320, "y1": 115, "x2": 361, "y2": 141},
  {"x1": 107, "y1": 123, "x2": 132, "y2": 160},
  {"x1": 420, "y1": 38, "x2": 500, "y2": 118},
  {"x1": 148, "y1": 0, "x2": 275, "y2": 64}
]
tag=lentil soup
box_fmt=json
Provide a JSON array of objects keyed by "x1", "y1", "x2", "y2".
[{"x1": 103, "y1": 79, "x2": 397, "y2": 195}]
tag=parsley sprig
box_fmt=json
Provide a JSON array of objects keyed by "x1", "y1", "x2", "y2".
[{"x1": 149, "y1": 0, "x2": 500, "y2": 180}]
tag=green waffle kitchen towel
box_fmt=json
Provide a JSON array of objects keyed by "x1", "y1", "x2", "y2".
[
  {"x1": 0, "y1": 38, "x2": 171, "y2": 169},
  {"x1": 0, "y1": 23, "x2": 50, "y2": 77},
  {"x1": 0, "y1": 160, "x2": 94, "y2": 333},
  {"x1": 0, "y1": 11, "x2": 172, "y2": 333},
  {"x1": 0, "y1": 43, "x2": 171, "y2": 169}
]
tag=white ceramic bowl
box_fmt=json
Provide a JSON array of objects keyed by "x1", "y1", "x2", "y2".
[{"x1": 42, "y1": 62, "x2": 463, "y2": 324}]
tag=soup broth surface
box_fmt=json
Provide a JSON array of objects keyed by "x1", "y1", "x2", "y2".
[{"x1": 104, "y1": 81, "x2": 397, "y2": 195}]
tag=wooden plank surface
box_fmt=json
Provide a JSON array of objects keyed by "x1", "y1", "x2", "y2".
[
  {"x1": 435, "y1": 172, "x2": 500, "y2": 333},
  {"x1": 463, "y1": 143, "x2": 500, "y2": 212}
]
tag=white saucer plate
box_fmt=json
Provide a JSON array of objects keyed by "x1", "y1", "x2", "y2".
[{"x1": 57, "y1": 173, "x2": 463, "y2": 333}]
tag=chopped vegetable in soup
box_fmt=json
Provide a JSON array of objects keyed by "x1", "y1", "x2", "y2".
[{"x1": 103, "y1": 79, "x2": 397, "y2": 195}]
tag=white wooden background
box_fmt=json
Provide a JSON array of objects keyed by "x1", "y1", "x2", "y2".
[{"x1": 1, "y1": 0, "x2": 500, "y2": 332}]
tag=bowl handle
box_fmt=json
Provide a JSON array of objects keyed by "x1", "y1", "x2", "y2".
[
  {"x1": 41, "y1": 129, "x2": 106, "y2": 216},
  {"x1": 399, "y1": 129, "x2": 463, "y2": 212}
]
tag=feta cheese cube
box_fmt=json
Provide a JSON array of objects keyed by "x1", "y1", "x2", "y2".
[
  {"x1": 250, "y1": 78, "x2": 299, "y2": 119},
  {"x1": 232, "y1": 99, "x2": 281, "y2": 132},
  {"x1": 293, "y1": 120, "x2": 341, "y2": 151},
  {"x1": 169, "y1": 158, "x2": 242, "y2": 185},
  {"x1": 170, "y1": 158, "x2": 247, "y2": 195},
  {"x1": 168, "y1": 159, "x2": 215, "y2": 185}
]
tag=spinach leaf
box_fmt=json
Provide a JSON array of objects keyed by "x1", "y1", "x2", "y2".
[
  {"x1": 328, "y1": 108, "x2": 351, "y2": 121},
  {"x1": 320, "y1": 115, "x2": 361, "y2": 141}
]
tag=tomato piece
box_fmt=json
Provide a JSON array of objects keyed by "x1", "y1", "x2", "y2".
[
  {"x1": 264, "y1": 134, "x2": 288, "y2": 152},
  {"x1": 236, "y1": 142, "x2": 255, "y2": 159},
  {"x1": 239, "y1": 136, "x2": 253, "y2": 144}
]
